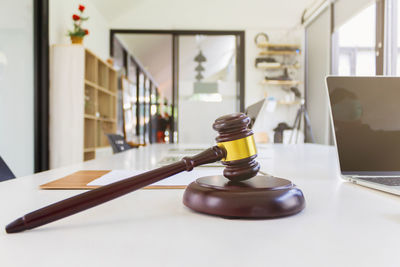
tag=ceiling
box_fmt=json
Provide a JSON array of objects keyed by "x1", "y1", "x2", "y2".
[
  {"x1": 89, "y1": 0, "x2": 141, "y2": 23},
  {"x1": 92, "y1": 0, "x2": 317, "y2": 28}
]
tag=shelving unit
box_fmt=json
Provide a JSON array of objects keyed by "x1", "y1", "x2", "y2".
[
  {"x1": 259, "y1": 50, "x2": 301, "y2": 56},
  {"x1": 257, "y1": 43, "x2": 300, "y2": 49},
  {"x1": 256, "y1": 42, "x2": 302, "y2": 88},
  {"x1": 256, "y1": 64, "x2": 300, "y2": 70},
  {"x1": 261, "y1": 80, "x2": 301, "y2": 86},
  {"x1": 254, "y1": 40, "x2": 304, "y2": 143},
  {"x1": 50, "y1": 45, "x2": 117, "y2": 168},
  {"x1": 84, "y1": 49, "x2": 117, "y2": 162}
]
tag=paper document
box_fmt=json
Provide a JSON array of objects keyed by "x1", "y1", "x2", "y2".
[
  {"x1": 159, "y1": 147, "x2": 223, "y2": 167},
  {"x1": 167, "y1": 148, "x2": 207, "y2": 154},
  {"x1": 87, "y1": 168, "x2": 223, "y2": 187},
  {"x1": 157, "y1": 156, "x2": 223, "y2": 167}
]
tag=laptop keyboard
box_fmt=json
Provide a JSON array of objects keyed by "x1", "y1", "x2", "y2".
[{"x1": 357, "y1": 177, "x2": 400, "y2": 186}]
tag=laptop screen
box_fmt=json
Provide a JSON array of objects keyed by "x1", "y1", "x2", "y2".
[
  {"x1": 327, "y1": 76, "x2": 400, "y2": 173},
  {"x1": 245, "y1": 99, "x2": 265, "y2": 129}
]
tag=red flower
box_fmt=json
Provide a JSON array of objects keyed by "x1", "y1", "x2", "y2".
[
  {"x1": 72, "y1": 14, "x2": 80, "y2": 21},
  {"x1": 78, "y1": 5, "x2": 85, "y2": 12},
  {"x1": 84, "y1": 29, "x2": 89, "y2": 35}
]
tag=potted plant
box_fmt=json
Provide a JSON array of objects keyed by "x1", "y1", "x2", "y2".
[{"x1": 68, "y1": 5, "x2": 89, "y2": 44}]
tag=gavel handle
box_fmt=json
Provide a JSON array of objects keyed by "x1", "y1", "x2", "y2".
[{"x1": 6, "y1": 146, "x2": 226, "y2": 233}]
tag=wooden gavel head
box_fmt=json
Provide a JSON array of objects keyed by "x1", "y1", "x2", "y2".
[{"x1": 213, "y1": 113, "x2": 260, "y2": 182}]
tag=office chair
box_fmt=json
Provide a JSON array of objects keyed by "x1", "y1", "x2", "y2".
[
  {"x1": 0, "y1": 156, "x2": 16, "y2": 182},
  {"x1": 106, "y1": 134, "x2": 133, "y2": 154}
]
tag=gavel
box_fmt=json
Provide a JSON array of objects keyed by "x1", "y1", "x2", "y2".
[{"x1": 7, "y1": 113, "x2": 277, "y2": 233}]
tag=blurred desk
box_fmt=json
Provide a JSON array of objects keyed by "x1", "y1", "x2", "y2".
[{"x1": 1, "y1": 144, "x2": 400, "y2": 267}]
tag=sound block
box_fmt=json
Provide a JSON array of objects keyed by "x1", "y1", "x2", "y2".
[{"x1": 183, "y1": 175, "x2": 305, "y2": 218}]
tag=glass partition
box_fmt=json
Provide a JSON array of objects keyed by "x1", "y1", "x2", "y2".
[
  {"x1": 333, "y1": 3, "x2": 376, "y2": 75},
  {"x1": 178, "y1": 35, "x2": 238, "y2": 143}
]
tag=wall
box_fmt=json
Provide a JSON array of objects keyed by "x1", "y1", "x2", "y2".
[
  {"x1": 49, "y1": 0, "x2": 110, "y2": 61},
  {"x1": 305, "y1": 7, "x2": 332, "y2": 145},
  {"x1": 0, "y1": 0, "x2": 34, "y2": 177}
]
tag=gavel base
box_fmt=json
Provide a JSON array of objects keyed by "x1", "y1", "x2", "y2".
[{"x1": 183, "y1": 175, "x2": 305, "y2": 218}]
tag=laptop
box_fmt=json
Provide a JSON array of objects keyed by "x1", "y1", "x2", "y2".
[
  {"x1": 0, "y1": 156, "x2": 15, "y2": 182},
  {"x1": 326, "y1": 76, "x2": 400, "y2": 195},
  {"x1": 245, "y1": 98, "x2": 265, "y2": 128}
]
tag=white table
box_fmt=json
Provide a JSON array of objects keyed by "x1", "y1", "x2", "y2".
[{"x1": 1, "y1": 144, "x2": 400, "y2": 267}]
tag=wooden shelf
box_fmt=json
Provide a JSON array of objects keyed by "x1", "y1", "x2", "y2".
[
  {"x1": 261, "y1": 80, "x2": 301, "y2": 86},
  {"x1": 257, "y1": 43, "x2": 300, "y2": 49},
  {"x1": 96, "y1": 145, "x2": 111, "y2": 149},
  {"x1": 98, "y1": 90, "x2": 115, "y2": 120},
  {"x1": 50, "y1": 45, "x2": 118, "y2": 167},
  {"x1": 108, "y1": 69, "x2": 117, "y2": 92},
  {"x1": 84, "y1": 48, "x2": 97, "y2": 57},
  {"x1": 98, "y1": 85, "x2": 116, "y2": 96},
  {"x1": 84, "y1": 114, "x2": 116, "y2": 123},
  {"x1": 85, "y1": 52, "x2": 97, "y2": 83},
  {"x1": 84, "y1": 83, "x2": 96, "y2": 116},
  {"x1": 98, "y1": 117, "x2": 116, "y2": 123},
  {"x1": 98, "y1": 61, "x2": 109, "y2": 89},
  {"x1": 256, "y1": 64, "x2": 300, "y2": 70},
  {"x1": 83, "y1": 151, "x2": 95, "y2": 161},
  {"x1": 278, "y1": 100, "x2": 301, "y2": 105},
  {"x1": 259, "y1": 50, "x2": 301, "y2": 56},
  {"x1": 96, "y1": 120, "x2": 115, "y2": 147},
  {"x1": 86, "y1": 47, "x2": 115, "y2": 70},
  {"x1": 84, "y1": 114, "x2": 97, "y2": 120},
  {"x1": 84, "y1": 80, "x2": 98, "y2": 88},
  {"x1": 84, "y1": 118, "x2": 96, "y2": 149}
]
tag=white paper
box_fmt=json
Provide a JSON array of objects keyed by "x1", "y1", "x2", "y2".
[
  {"x1": 160, "y1": 147, "x2": 223, "y2": 167},
  {"x1": 87, "y1": 168, "x2": 224, "y2": 187},
  {"x1": 157, "y1": 156, "x2": 223, "y2": 167}
]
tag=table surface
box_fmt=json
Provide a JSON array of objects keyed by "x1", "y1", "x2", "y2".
[{"x1": 1, "y1": 143, "x2": 400, "y2": 267}]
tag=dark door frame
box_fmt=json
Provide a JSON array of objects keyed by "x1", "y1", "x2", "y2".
[
  {"x1": 34, "y1": 0, "x2": 50, "y2": 172},
  {"x1": 110, "y1": 29, "x2": 246, "y2": 142}
]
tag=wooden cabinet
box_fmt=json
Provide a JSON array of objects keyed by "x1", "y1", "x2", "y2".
[{"x1": 50, "y1": 45, "x2": 117, "y2": 168}]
